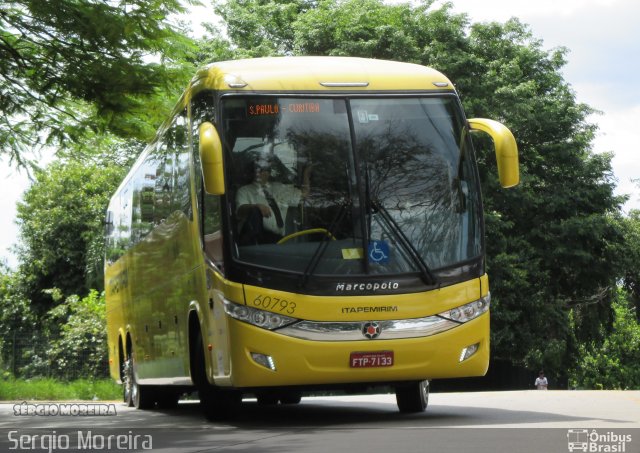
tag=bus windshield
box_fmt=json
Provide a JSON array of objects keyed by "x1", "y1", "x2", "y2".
[{"x1": 223, "y1": 96, "x2": 481, "y2": 278}]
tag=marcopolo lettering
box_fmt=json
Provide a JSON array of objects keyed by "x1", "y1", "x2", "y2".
[{"x1": 335, "y1": 281, "x2": 400, "y2": 292}]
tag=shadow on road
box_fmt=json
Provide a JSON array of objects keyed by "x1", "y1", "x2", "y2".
[{"x1": 141, "y1": 396, "x2": 628, "y2": 430}]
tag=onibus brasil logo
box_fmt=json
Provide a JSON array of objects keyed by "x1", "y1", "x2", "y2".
[{"x1": 567, "y1": 429, "x2": 633, "y2": 452}]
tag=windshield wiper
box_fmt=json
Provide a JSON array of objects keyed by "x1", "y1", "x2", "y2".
[
  {"x1": 371, "y1": 199, "x2": 437, "y2": 286},
  {"x1": 299, "y1": 199, "x2": 350, "y2": 289}
]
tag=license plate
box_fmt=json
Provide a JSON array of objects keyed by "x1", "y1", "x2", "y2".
[{"x1": 349, "y1": 351, "x2": 394, "y2": 368}]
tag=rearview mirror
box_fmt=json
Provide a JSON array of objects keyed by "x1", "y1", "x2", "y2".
[
  {"x1": 468, "y1": 118, "x2": 519, "y2": 188},
  {"x1": 198, "y1": 122, "x2": 225, "y2": 195}
]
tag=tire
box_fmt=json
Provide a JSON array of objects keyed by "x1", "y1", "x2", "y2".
[
  {"x1": 201, "y1": 386, "x2": 242, "y2": 421},
  {"x1": 257, "y1": 393, "x2": 280, "y2": 406},
  {"x1": 131, "y1": 356, "x2": 156, "y2": 410},
  {"x1": 279, "y1": 392, "x2": 302, "y2": 405},
  {"x1": 193, "y1": 329, "x2": 241, "y2": 420},
  {"x1": 395, "y1": 380, "x2": 429, "y2": 413}
]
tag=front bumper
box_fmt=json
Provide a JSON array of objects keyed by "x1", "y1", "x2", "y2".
[{"x1": 217, "y1": 311, "x2": 489, "y2": 388}]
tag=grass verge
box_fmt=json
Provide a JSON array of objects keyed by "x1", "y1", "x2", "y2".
[{"x1": 0, "y1": 378, "x2": 121, "y2": 401}]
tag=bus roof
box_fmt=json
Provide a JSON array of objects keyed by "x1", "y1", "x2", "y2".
[{"x1": 189, "y1": 57, "x2": 455, "y2": 94}]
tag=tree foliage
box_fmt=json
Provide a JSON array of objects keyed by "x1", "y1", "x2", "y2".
[
  {"x1": 45, "y1": 290, "x2": 108, "y2": 380},
  {"x1": 15, "y1": 157, "x2": 128, "y2": 310},
  {"x1": 0, "y1": 276, "x2": 107, "y2": 379},
  {"x1": 0, "y1": 0, "x2": 195, "y2": 166},
  {"x1": 0, "y1": 265, "x2": 36, "y2": 342},
  {"x1": 0, "y1": 265, "x2": 37, "y2": 377},
  {"x1": 215, "y1": 0, "x2": 315, "y2": 55},
  {"x1": 459, "y1": 20, "x2": 625, "y2": 375},
  {"x1": 616, "y1": 210, "x2": 640, "y2": 322},
  {"x1": 570, "y1": 289, "x2": 640, "y2": 389}
]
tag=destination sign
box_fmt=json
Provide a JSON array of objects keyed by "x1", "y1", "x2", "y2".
[{"x1": 248, "y1": 102, "x2": 321, "y2": 116}]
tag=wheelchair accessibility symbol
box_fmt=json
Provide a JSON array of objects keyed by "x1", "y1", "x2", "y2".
[{"x1": 368, "y1": 241, "x2": 389, "y2": 264}]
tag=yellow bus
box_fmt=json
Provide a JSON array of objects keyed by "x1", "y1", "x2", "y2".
[{"x1": 104, "y1": 56, "x2": 518, "y2": 418}]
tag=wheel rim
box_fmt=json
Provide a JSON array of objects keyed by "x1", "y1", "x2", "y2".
[
  {"x1": 132, "y1": 376, "x2": 139, "y2": 406},
  {"x1": 420, "y1": 381, "x2": 429, "y2": 404},
  {"x1": 123, "y1": 358, "x2": 133, "y2": 406}
]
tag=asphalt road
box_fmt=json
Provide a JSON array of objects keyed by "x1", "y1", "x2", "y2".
[{"x1": 1, "y1": 391, "x2": 639, "y2": 452}]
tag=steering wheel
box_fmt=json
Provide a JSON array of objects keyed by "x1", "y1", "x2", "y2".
[{"x1": 277, "y1": 228, "x2": 336, "y2": 244}]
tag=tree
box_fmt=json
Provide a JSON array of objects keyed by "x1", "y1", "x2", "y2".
[
  {"x1": 46, "y1": 290, "x2": 108, "y2": 379},
  {"x1": 0, "y1": 273, "x2": 108, "y2": 378},
  {"x1": 570, "y1": 289, "x2": 640, "y2": 389},
  {"x1": 617, "y1": 210, "x2": 640, "y2": 322},
  {"x1": 0, "y1": 265, "x2": 37, "y2": 375},
  {"x1": 291, "y1": 0, "x2": 467, "y2": 62},
  {"x1": 460, "y1": 19, "x2": 626, "y2": 380},
  {"x1": 0, "y1": 0, "x2": 195, "y2": 167},
  {"x1": 185, "y1": 24, "x2": 243, "y2": 65},
  {"x1": 15, "y1": 156, "x2": 128, "y2": 310},
  {"x1": 214, "y1": 0, "x2": 315, "y2": 56},
  {"x1": 212, "y1": 0, "x2": 627, "y2": 383}
]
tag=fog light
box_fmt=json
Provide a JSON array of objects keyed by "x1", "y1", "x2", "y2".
[
  {"x1": 459, "y1": 343, "x2": 479, "y2": 362},
  {"x1": 251, "y1": 352, "x2": 276, "y2": 371}
]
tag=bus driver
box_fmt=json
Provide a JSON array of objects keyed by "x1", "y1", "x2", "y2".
[{"x1": 235, "y1": 157, "x2": 311, "y2": 245}]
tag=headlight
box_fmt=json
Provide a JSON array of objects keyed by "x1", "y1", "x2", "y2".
[
  {"x1": 439, "y1": 293, "x2": 490, "y2": 323},
  {"x1": 222, "y1": 299, "x2": 299, "y2": 330}
]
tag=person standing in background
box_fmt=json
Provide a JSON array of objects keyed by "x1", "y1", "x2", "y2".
[{"x1": 535, "y1": 371, "x2": 548, "y2": 390}]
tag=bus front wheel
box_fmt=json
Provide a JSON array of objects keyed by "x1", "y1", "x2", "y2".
[
  {"x1": 193, "y1": 329, "x2": 241, "y2": 420},
  {"x1": 280, "y1": 392, "x2": 302, "y2": 404},
  {"x1": 395, "y1": 380, "x2": 429, "y2": 413},
  {"x1": 199, "y1": 383, "x2": 241, "y2": 421}
]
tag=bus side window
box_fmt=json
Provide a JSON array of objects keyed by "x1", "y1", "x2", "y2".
[
  {"x1": 130, "y1": 160, "x2": 156, "y2": 245},
  {"x1": 172, "y1": 113, "x2": 192, "y2": 220},
  {"x1": 150, "y1": 111, "x2": 192, "y2": 227},
  {"x1": 153, "y1": 140, "x2": 174, "y2": 226},
  {"x1": 120, "y1": 183, "x2": 132, "y2": 251},
  {"x1": 140, "y1": 176, "x2": 155, "y2": 224},
  {"x1": 105, "y1": 200, "x2": 121, "y2": 264}
]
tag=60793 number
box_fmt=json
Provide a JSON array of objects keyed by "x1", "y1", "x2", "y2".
[{"x1": 252, "y1": 295, "x2": 297, "y2": 315}]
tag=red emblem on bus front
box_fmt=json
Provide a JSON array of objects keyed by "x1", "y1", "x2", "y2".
[{"x1": 362, "y1": 322, "x2": 381, "y2": 339}]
